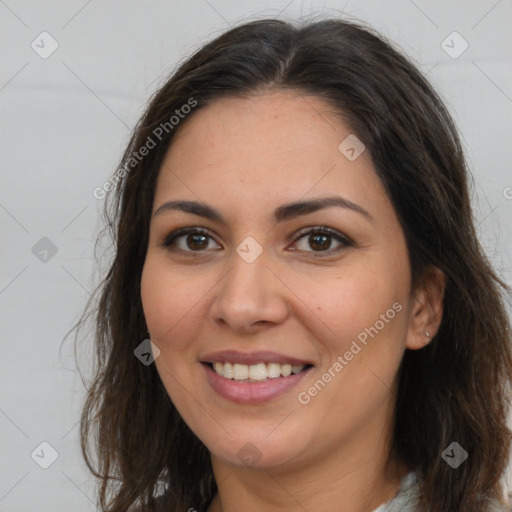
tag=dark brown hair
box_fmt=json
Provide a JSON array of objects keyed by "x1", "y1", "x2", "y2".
[{"x1": 72, "y1": 16, "x2": 512, "y2": 512}]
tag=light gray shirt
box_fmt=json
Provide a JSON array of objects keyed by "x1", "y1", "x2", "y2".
[{"x1": 371, "y1": 472, "x2": 419, "y2": 512}]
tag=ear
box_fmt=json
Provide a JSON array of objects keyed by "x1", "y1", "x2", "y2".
[{"x1": 405, "y1": 266, "x2": 446, "y2": 350}]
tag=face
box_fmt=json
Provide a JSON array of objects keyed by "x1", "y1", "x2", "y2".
[{"x1": 141, "y1": 90, "x2": 418, "y2": 471}]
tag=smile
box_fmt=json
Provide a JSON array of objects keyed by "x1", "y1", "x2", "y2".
[{"x1": 200, "y1": 350, "x2": 314, "y2": 403}]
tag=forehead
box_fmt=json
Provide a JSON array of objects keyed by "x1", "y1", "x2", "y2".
[
  {"x1": 168, "y1": 90, "x2": 346, "y2": 166},
  {"x1": 153, "y1": 90, "x2": 388, "y2": 222}
]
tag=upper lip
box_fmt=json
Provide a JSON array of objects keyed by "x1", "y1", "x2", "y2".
[{"x1": 201, "y1": 350, "x2": 313, "y2": 366}]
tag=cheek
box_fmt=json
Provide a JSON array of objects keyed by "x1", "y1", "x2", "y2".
[
  {"x1": 140, "y1": 260, "x2": 169, "y2": 336},
  {"x1": 140, "y1": 259, "x2": 204, "y2": 405},
  {"x1": 296, "y1": 264, "x2": 404, "y2": 344},
  {"x1": 140, "y1": 257, "x2": 220, "y2": 364},
  {"x1": 300, "y1": 269, "x2": 407, "y2": 408},
  {"x1": 141, "y1": 258, "x2": 194, "y2": 337}
]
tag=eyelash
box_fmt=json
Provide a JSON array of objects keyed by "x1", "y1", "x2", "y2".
[{"x1": 161, "y1": 226, "x2": 354, "y2": 258}]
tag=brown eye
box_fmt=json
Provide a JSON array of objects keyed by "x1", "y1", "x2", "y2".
[
  {"x1": 308, "y1": 233, "x2": 331, "y2": 251},
  {"x1": 162, "y1": 228, "x2": 221, "y2": 253},
  {"x1": 292, "y1": 227, "x2": 353, "y2": 256},
  {"x1": 185, "y1": 233, "x2": 209, "y2": 250}
]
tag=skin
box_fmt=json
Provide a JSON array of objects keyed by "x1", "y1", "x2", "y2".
[{"x1": 140, "y1": 90, "x2": 445, "y2": 512}]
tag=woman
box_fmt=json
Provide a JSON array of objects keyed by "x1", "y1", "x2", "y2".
[{"x1": 76, "y1": 17, "x2": 512, "y2": 512}]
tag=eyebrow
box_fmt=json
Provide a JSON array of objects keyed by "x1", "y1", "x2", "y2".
[{"x1": 153, "y1": 195, "x2": 374, "y2": 224}]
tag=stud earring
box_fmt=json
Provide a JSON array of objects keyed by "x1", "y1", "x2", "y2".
[{"x1": 425, "y1": 331, "x2": 430, "y2": 338}]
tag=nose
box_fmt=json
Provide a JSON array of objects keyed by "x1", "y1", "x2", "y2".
[{"x1": 209, "y1": 248, "x2": 290, "y2": 334}]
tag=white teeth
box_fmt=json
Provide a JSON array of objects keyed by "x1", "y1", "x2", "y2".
[
  {"x1": 211, "y1": 362, "x2": 307, "y2": 381},
  {"x1": 267, "y1": 362, "x2": 281, "y2": 379},
  {"x1": 281, "y1": 364, "x2": 292, "y2": 377},
  {"x1": 223, "y1": 362, "x2": 234, "y2": 379},
  {"x1": 233, "y1": 363, "x2": 249, "y2": 380},
  {"x1": 249, "y1": 363, "x2": 267, "y2": 380}
]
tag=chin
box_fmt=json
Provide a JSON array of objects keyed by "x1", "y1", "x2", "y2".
[
  {"x1": 214, "y1": 445, "x2": 302, "y2": 470},
  {"x1": 203, "y1": 428, "x2": 309, "y2": 470}
]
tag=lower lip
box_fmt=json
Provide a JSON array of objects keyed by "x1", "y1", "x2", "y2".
[{"x1": 203, "y1": 363, "x2": 313, "y2": 404}]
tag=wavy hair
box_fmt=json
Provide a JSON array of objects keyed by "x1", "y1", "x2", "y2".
[{"x1": 72, "y1": 16, "x2": 512, "y2": 512}]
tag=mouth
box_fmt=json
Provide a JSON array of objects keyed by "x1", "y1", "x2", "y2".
[
  {"x1": 200, "y1": 351, "x2": 315, "y2": 404},
  {"x1": 203, "y1": 361, "x2": 313, "y2": 382}
]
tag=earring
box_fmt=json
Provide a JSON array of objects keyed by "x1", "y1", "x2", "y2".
[{"x1": 425, "y1": 331, "x2": 430, "y2": 338}]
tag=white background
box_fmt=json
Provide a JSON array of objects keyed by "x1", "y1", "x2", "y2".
[{"x1": 1, "y1": 1, "x2": 511, "y2": 510}]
